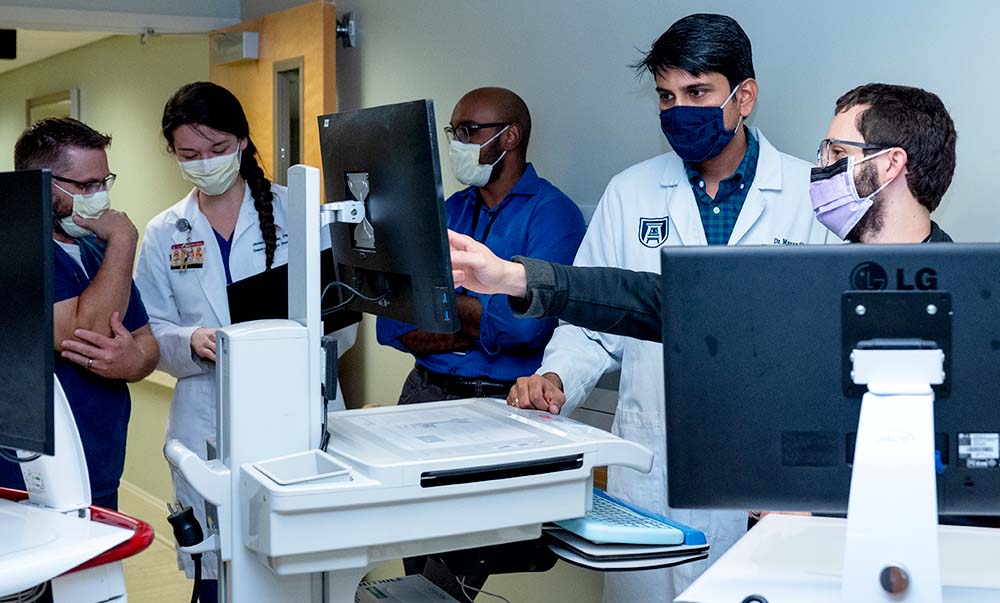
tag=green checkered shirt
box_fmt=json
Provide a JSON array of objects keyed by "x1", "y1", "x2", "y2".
[{"x1": 684, "y1": 129, "x2": 759, "y2": 246}]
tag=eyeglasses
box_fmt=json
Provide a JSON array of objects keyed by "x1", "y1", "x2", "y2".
[
  {"x1": 444, "y1": 122, "x2": 510, "y2": 144},
  {"x1": 52, "y1": 173, "x2": 117, "y2": 197},
  {"x1": 816, "y1": 139, "x2": 889, "y2": 167}
]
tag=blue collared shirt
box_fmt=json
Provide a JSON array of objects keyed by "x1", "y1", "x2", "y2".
[
  {"x1": 0, "y1": 236, "x2": 149, "y2": 501},
  {"x1": 376, "y1": 163, "x2": 585, "y2": 381},
  {"x1": 684, "y1": 128, "x2": 759, "y2": 245}
]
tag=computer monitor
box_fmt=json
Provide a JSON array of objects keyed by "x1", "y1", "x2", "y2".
[
  {"x1": 317, "y1": 99, "x2": 459, "y2": 333},
  {"x1": 661, "y1": 244, "x2": 1000, "y2": 515},
  {"x1": 0, "y1": 170, "x2": 54, "y2": 455}
]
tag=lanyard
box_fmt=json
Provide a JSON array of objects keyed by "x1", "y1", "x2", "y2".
[
  {"x1": 469, "y1": 196, "x2": 509, "y2": 244},
  {"x1": 176, "y1": 218, "x2": 192, "y2": 271}
]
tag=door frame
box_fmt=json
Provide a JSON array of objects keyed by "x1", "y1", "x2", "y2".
[{"x1": 272, "y1": 56, "x2": 305, "y2": 184}]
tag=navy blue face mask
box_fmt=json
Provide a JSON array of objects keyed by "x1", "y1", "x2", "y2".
[{"x1": 659, "y1": 83, "x2": 743, "y2": 163}]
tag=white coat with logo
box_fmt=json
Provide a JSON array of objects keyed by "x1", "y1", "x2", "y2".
[
  {"x1": 134, "y1": 183, "x2": 356, "y2": 578},
  {"x1": 539, "y1": 129, "x2": 831, "y2": 602}
]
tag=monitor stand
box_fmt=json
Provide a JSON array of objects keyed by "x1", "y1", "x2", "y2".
[
  {"x1": 677, "y1": 346, "x2": 1000, "y2": 603},
  {"x1": 842, "y1": 347, "x2": 942, "y2": 602},
  {"x1": 0, "y1": 377, "x2": 133, "y2": 598},
  {"x1": 19, "y1": 376, "x2": 92, "y2": 515}
]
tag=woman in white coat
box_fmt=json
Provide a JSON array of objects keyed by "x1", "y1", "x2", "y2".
[{"x1": 134, "y1": 82, "x2": 354, "y2": 602}]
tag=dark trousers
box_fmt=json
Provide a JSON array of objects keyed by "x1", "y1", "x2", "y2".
[
  {"x1": 396, "y1": 367, "x2": 468, "y2": 406},
  {"x1": 198, "y1": 579, "x2": 218, "y2": 603},
  {"x1": 397, "y1": 366, "x2": 512, "y2": 406},
  {"x1": 397, "y1": 366, "x2": 497, "y2": 600},
  {"x1": 93, "y1": 490, "x2": 118, "y2": 511}
]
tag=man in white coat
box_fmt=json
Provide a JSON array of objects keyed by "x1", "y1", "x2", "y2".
[{"x1": 505, "y1": 13, "x2": 830, "y2": 601}]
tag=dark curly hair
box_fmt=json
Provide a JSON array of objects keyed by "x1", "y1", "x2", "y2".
[
  {"x1": 161, "y1": 81, "x2": 277, "y2": 270},
  {"x1": 836, "y1": 83, "x2": 957, "y2": 213}
]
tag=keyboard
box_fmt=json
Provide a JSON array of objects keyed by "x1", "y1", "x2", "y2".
[{"x1": 554, "y1": 489, "x2": 689, "y2": 546}]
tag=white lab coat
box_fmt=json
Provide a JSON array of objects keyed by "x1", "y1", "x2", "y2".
[
  {"x1": 540, "y1": 129, "x2": 831, "y2": 602},
  {"x1": 134, "y1": 183, "x2": 357, "y2": 578}
]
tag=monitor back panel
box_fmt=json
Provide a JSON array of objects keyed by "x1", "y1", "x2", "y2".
[
  {"x1": 0, "y1": 170, "x2": 54, "y2": 455},
  {"x1": 318, "y1": 100, "x2": 457, "y2": 332},
  {"x1": 661, "y1": 244, "x2": 1000, "y2": 514}
]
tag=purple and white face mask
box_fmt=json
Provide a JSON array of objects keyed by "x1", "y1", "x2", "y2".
[{"x1": 809, "y1": 149, "x2": 893, "y2": 240}]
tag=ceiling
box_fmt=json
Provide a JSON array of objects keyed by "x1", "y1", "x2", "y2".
[
  {"x1": 0, "y1": 1, "x2": 241, "y2": 76},
  {"x1": 0, "y1": 29, "x2": 113, "y2": 76}
]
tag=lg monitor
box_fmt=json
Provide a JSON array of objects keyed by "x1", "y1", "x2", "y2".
[
  {"x1": 317, "y1": 99, "x2": 459, "y2": 333},
  {"x1": 661, "y1": 244, "x2": 1000, "y2": 515},
  {"x1": 0, "y1": 170, "x2": 54, "y2": 455}
]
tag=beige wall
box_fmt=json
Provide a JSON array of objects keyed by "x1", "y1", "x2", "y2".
[
  {"x1": 341, "y1": 315, "x2": 415, "y2": 407},
  {"x1": 0, "y1": 34, "x2": 208, "y2": 232},
  {"x1": 0, "y1": 32, "x2": 210, "y2": 512}
]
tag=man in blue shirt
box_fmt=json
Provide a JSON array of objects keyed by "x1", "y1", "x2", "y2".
[
  {"x1": 376, "y1": 88, "x2": 585, "y2": 597},
  {"x1": 377, "y1": 88, "x2": 585, "y2": 404},
  {"x1": 0, "y1": 118, "x2": 159, "y2": 510}
]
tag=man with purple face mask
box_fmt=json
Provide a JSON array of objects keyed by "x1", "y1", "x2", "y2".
[
  {"x1": 811, "y1": 83, "x2": 956, "y2": 244},
  {"x1": 448, "y1": 83, "x2": 959, "y2": 344},
  {"x1": 445, "y1": 82, "x2": 962, "y2": 598}
]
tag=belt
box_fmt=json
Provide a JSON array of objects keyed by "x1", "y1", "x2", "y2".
[{"x1": 417, "y1": 366, "x2": 515, "y2": 399}]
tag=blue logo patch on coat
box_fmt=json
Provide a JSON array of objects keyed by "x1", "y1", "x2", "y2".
[{"x1": 638, "y1": 217, "x2": 669, "y2": 248}]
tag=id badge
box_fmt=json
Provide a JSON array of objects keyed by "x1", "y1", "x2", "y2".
[{"x1": 171, "y1": 240, "x2": 205, "y2": 270}]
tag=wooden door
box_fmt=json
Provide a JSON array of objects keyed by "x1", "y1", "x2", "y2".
[{"x1": 210, "y1": 0, "x2": 337, "y2": 179}]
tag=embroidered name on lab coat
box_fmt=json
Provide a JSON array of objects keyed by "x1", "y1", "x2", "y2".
[{"x1": 251, "y1": 232, "x2": 289, "y2": 253}]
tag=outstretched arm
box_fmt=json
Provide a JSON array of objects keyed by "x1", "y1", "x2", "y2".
[{"x1": 449, "y1": 230, "x2": 662, "y2": 342}]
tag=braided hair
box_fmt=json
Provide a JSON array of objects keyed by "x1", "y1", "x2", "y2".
[{"x1": 162, "y1": 81, "x2": 277, "y2": 270}]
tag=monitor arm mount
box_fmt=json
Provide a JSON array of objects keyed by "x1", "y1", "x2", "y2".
[{"x1": 321, "y1": 172, "x2": 373, "y2": 252}]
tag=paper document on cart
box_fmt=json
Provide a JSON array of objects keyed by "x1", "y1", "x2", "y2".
[{"x1": 332, "y1": 401, "x2": 571, "y2": 461}]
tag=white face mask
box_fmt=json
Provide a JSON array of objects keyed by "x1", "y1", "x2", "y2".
[
  {"x1": 53, "y1": 185, "x2": 111, "y2": 238},
  {"x1": 448, "y1": 125, "x2": 510, "y2": 187},
  {"x1": 178, "y1": 148, "x2": 242, "y2": 196}
]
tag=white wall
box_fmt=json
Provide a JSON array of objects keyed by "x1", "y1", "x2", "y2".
[
  {"x1": 327, "y1": 0, "x2": 994, "y2": 240},
  {"x1": 309, "y1": 0, "x2": 1000, "y2": 404}
]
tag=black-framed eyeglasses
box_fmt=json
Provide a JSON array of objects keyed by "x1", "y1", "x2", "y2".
[
  {"x1": 816, "y1": 139, "x2": 889, "y2": 167},
  {"x1": 444, "y1": 122, "x2": 510, "y2": 144},
  {"x1": 52, "y1": 173, "x2": 117, "y2": 197}
]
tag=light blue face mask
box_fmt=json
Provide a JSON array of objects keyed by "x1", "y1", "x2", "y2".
[{"x1": 658, "y1": 83, "x2": 743, "y2": 163}]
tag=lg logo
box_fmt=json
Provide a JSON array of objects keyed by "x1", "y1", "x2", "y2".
[
  {"x1": 850, "y1": 262, "x2": 938, "y2": 291},
  {"x1": 850, "y1": 261, "x2": 888, "y2": 290}
]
